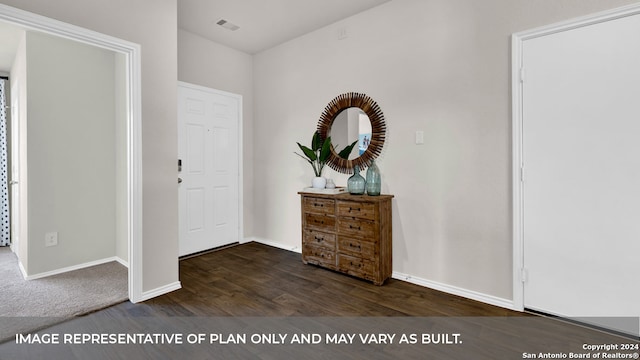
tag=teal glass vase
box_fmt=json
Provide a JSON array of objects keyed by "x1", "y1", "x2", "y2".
[
  {"x1": 347, "y1": 165, "x2": 365, "y2": 195},
  {"x1": 365, "y1": 160, "x2": 381, "y2": 196}
]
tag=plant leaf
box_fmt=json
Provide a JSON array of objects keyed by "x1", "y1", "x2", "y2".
[
  {"x1": 319, "y1": 136, "x2": 332, "y2": 162},
  {"x1": 337, "y1": 140, "x2": 357, "y2": 159},
  {"x1": 297, "y1": 142, "x2": 317, "y2": 161},
  {"x1": 311, "y1": 131, "x2": 322, "y2": 151},
  {"x1": 294, "y1": 152, "x2": 314, "y2": 165}
]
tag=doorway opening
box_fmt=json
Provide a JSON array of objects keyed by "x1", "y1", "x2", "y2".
[{"x1": 0, "y1": 4, "x2": 142, "y2": 302}]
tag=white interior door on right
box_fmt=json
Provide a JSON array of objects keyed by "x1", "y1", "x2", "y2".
[{"x1": 521, "y1": 12, "x2": 640, "y2": 335}]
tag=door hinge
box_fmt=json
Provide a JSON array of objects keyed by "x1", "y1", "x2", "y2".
[
  {"x1": 520, "y1": 67, "x2": 526, "y2": 83},
  {"x1": 521, "y1": 268, "x2": 528, "y2": 283}
]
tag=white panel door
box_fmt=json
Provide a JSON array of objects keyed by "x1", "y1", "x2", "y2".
[
  {"x1": 522, "y1": 13, "x2": 640, "y2": 334},
  {"x1": 178, "y1": 84, "x2": 240, "y2": 256}
]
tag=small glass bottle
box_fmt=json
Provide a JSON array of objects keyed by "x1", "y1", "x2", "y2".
[
  {"x1": 347, "y1": 165, "x2": 365, "y2": 195},
  {"x1": 365, "y1": 160, "x2": 381, "y2": 196}
]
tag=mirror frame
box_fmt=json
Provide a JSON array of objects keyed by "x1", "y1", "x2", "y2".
[{"x1": 317, "y1": 92, "x2": 386, "y2": 173}]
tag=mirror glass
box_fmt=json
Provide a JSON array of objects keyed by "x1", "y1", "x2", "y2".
[{"x1": 329, "y1": 107, "x2": 372, "y2": 160}]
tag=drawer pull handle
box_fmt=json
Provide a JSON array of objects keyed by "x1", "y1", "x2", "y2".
[
  {"x1": 315, "y1": 236, "x2": 323, "y2": 242},
  {"x1": 314, "y1": 203, "x2": 324, "y2": 207},
  {"x1": 349, "y1": 225, "x2": 361, "y2": 230},
  {"x1": 348, "y1": 207, "x2": 361, "y2": 212},
  {"x1": 315, "y1": 220, "x2": 325, "y2": 224},
  {"x1": 348, "y1": 242, "x2": 362, "y2": 250},
  {"x1": 349, "y1": 261, "x2": 362, "y2": 268}
]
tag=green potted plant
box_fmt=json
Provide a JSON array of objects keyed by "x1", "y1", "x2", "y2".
[
  {"x1": 295, "y1": 131, "x2": 331, "y2": 188},
  {"x1": 295, "y1": 131, "x2": 356, "y2": 189}
]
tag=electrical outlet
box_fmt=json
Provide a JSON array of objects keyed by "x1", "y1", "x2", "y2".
[
  {"x1": 337, "y1": 27, "x2": 348, "y2": 40},
  {"x1": 45, "y1": 232, "x2": 58, "y2": 247}
]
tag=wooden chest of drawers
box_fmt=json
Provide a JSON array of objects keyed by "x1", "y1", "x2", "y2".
[{"x1": 299, "y1": 191, "x2": 394, "y2": 285}]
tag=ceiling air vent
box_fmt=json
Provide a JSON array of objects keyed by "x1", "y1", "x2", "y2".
[{"x1": 216, "y1": 19, "x2": 240, "y2": 31}]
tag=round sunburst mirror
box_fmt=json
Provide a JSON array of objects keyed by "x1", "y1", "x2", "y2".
[{"x1": 317, "y1": 92, "x2": 386, "y2": 173}]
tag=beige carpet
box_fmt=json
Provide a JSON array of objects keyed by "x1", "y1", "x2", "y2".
[{"x1": 0, "y1": 247, "x2": 128, "y2": 341}]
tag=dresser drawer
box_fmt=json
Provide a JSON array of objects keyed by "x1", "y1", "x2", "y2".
[
  {"x1": 305, "y1": 213, "x2": 335, "y2": 232},
  {"x1": 337, "y1": 218, "x2": 375, "y2": 238},
  {"x1": 303, "y1": 244, "x2": 336, "y2": 268},
  {"x1": 303, "y1": 230, "x2": 336, "y2": 249},
  {"x1": 303, "y1": 197, "x2": 335, "y2": 215},
  {"x1": 337, "y1": 254, "x2": 374, "y2": 278},
  {"x1": 337, "y1": 201, "x2": 376, "y2": 220},
  {"x1": 337, "y1": 236, "x2": 375, "y2": 258}
]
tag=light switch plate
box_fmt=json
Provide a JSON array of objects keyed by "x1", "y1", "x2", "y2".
[{"x1": 415, "y1": 131, "x2": 424, "y2": 145}]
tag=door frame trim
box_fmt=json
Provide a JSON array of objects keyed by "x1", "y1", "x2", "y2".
[
  {"x1": 177, "y1": 81, "x2": 244, "y2": 250},
  {"x1": 0, "y1": 4, "x2": 144, "y2": 302},
  {"x1": 511, "y1": 2, "x2": 640, "y2": 311}
]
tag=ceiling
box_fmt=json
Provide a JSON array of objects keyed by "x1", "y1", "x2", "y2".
[
  {"x1": 1, "y1": 0, "x2": 391, "y2": 71},
  {"x1": 178, "y1": 0, "x2": 391, "y2": 54}
]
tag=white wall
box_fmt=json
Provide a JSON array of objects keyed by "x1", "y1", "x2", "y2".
[
  {"x1": 24, "y1": 31, "x2": 116, "y2": 275},
  {"x1": 2, "y1": 0, "x2": 179, "y2": 293},
  {"x1": 178, "y1": 29, "x2": 254, "y2": 238},
  {"x1": 252, "y1": 0, "x2": 639, "y2": 302}
]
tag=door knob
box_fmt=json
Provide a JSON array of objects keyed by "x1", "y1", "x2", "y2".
[{"x1": 178, "y1": 178, "x2": 183, "y2": 184}]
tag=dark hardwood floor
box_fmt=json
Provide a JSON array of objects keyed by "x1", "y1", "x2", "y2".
[
  {"x1": 119, "y1": 242, "x2": 519, "y2": 318},
  {"x1": 2, "y1": 242, "x2": 636, "y2": 359}
]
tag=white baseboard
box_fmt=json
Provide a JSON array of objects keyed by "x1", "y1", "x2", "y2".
[
  {"x1": 18, "y1": 260, "x2": 27, "y2": 279},
  {"x1": 23, "y1": 256, "x2": 126, "y2": 280},
  {"x1": 115, "y1": 257, "x2": 129, "y2": 268},
  {"x1": 392, "y1": 271, "x2": 517, "y2": 311},
  {"x1": 243, "y1": 236, "x2": 517, "y2": 311},
  {"x1": 248, "y1": 237, "x2": 301, "y2": 253},
  {"x1": 137, "y1": 281, "x2": 182, "y2": 302}
]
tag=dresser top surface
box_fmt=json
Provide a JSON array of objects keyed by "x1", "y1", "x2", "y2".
[{"x1": 298, "y1": 191, "x2": 394, "y2": 201}]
